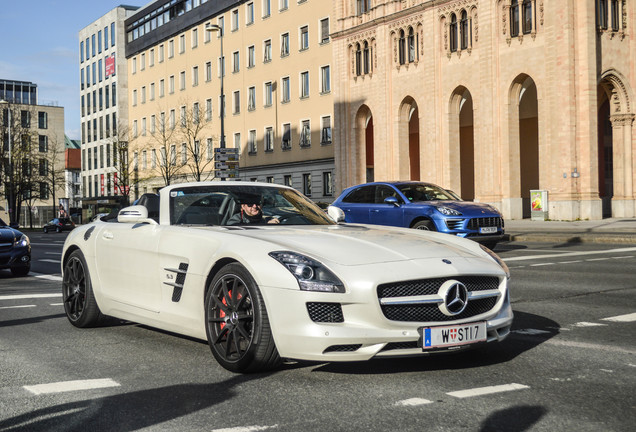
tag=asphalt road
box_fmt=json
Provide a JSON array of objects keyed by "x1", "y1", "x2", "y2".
[{"x1": 0, "y1": 238, "x2": 634, "y2": 431}]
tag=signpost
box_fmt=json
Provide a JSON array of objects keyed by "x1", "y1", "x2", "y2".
[{"x1": 214, "y1": 147, "x2": 239, "y2": 180}]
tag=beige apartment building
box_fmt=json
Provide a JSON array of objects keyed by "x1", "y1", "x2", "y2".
[
  {"x1": 126, "y1": 0, "x2": 335, "y2": 203},
  {"x1": 332, "y1": 0, "x2": 636, "y2": 220}
]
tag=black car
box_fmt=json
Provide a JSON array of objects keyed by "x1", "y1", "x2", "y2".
[
  {"x1": 0, "y1": 218, "x2": 31, "y2": 276},
  {"x1": 43, "y1": 218, "x2": 76, "y2": 233}
]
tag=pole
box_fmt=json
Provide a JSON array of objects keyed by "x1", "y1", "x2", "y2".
[
  {"x1": 1, "y1": 101, "x2": 13, "y2": 225},
  {"x1": 206, "y1": 24, "x2": 226, "y2": 180}
]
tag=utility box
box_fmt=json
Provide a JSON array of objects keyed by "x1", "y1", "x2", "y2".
[{"x1": 530, "y1": 190, "x2": 548, "y2": 220}]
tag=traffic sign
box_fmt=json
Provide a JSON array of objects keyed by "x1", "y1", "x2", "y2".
[
  {"x1": 214, "y1": 147, "x2": 239, "y2": 154},
  {"x1": 215, "y1": 170, "x2": 240, "y2": 179},
  {"x1": 214, "y1": 161, "x2": 239, "y2": 170},
  {"x1": 215, "y1": 153, "x2": 239, "y2": 162}
]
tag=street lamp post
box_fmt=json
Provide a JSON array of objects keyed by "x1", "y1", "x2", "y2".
[
  {"x1": 0, "y1": 100, "x2": 14, "y2": 225},
  {"x1": 205, "y1": 23, "x2": 225, "y2": 150}
]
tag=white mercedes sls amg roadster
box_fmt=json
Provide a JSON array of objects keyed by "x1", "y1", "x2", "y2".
[{"x1": 61, "y1": 181, "x2": 512, "y2": 372}]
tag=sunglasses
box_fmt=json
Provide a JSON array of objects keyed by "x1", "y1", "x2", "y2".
[{"x1": 243, "y1": 202, "x2": 261, "y2": 207}]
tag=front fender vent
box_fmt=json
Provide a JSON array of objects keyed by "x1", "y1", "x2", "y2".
[{"x1": 164, "y1": 262, "x2": 189, "y2": 302}]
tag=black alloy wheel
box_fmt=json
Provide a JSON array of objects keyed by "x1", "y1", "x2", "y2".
[
  {"x1": 43, "y1": 227, "x2": 48, "y2": 233},
  {"x1": 205, "y1": 263, "x2": 280, "y2": 373},
  {"x1": 62, "y1": 250, "x2": 102, "y2": 327},
  {"x1": 413, "y1": 220, "x2": 435, "y2": 230}
]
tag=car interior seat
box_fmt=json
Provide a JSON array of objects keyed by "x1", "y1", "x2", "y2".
[
  {"x1": 136, "y1": 193, "x2": 160, "y2": 222},
  {"x1": 218, "y1": 195, "x2": 238, "y2": 225}
]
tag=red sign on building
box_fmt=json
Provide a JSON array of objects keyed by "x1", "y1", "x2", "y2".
[
  {"x1": 100, "y1": 174, "x2": 104, "y2": 195},
  {"x1": 105, "y1": 55, "x2": 115, "y2": 77}
]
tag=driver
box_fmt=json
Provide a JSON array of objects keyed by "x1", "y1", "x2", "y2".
[{"x1": 226, "y1": 195, "x2": 280, "y2": 225}]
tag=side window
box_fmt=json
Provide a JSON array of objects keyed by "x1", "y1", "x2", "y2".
[
  {"x1": 342, "y1": 186, "x2": 375, "y2": 203},
  {"x1": 376, "y1": 186, "x2": 402, "y2": 204}
]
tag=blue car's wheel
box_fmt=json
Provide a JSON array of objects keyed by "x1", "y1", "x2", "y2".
[{"x1": 413, "y1": 220, "x2": 435, "y2": 231}]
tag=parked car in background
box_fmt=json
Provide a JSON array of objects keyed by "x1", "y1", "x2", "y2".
[
  {"x1": 61, "y1": 181, "x2": 512, "y2": 373},
  {"x1": 329, "y1": 181, "x2": 504, "y2": 249},
  {"x1": 0, "y1": 218, "x2": 31, "y2": 276},
  {"x1": 43, "y1": 218, "x2": 75, "y2": 233}
]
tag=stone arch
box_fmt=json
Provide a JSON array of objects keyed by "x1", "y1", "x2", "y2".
[
  {"x1": 354, "y1": 104, "x2": 374, "y2": 183},
  {"x1": 598, "y1": 69, "x2": 635, "y2": 217},
  {"x1": 398, "y1": 96, "x2": 420, "y2": 181},
  {"x1": 448, "y1": 86, "x2": 474, "y2": 198}
]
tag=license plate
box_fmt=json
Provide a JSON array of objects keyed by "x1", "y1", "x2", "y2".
[
  {"x1": 420, "y1": 322, "x2": 487, "y2": 349},
  {"x1": 480, "y1": 226, "x2": 497, "y2": 234}
]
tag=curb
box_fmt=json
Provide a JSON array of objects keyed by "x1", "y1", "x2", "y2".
[{"x1": 504, "y1": 233, "x2": 636, "y2": 245}]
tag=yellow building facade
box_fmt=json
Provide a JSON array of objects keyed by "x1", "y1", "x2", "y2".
[
  {"x1": 126, "y1": 0, "x2": 335, "y2": 203},
  {"x1": 332, "y1": 0, "x2": 636, "y2": 220}
]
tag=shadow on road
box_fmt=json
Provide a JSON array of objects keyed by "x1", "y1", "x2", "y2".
[
  {"x1": 479, "y1": 405, "x2": 547, "y2": 432},
  {"x1": 0, "y1": 375, "x2": 266, "y2": 432}
]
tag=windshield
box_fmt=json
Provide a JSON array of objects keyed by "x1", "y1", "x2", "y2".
[
  {"x1": 396, "y1": 183, "x2": 458, "y2": 202},
  {"x1": 169, "y1": 185, "x2": 335, "y2": 226}
]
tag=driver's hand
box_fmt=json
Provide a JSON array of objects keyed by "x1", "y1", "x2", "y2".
[{"x1": 268, "y1": 217, "x2": 280, "y2": 224}]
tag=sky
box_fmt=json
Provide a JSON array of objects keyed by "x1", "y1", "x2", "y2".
[{"x1": 0, "y1": 0, "x2": 147, "y2": 140}]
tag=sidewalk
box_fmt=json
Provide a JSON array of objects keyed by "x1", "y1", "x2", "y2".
[{"x1": 503, "y1": 218, "x2": 636, "y2": 244}]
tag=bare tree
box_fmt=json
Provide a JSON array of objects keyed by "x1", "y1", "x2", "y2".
[
  {"x1": 146, "y1": 108, "x2": 185, "y2": 186},
  {"x1": 106, "y1": 121, "x2": 145, "y2": 206},
  {"x1": 178, "y1": 100, "x2": 215, "y2": 182},
  {"x1": 36, "y1": 131, "x2": 66, "y2": 223}
]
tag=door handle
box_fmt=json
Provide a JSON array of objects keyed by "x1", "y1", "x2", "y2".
[{"x1": 102, "y1": 231, "x2": 114, "y2": 240}]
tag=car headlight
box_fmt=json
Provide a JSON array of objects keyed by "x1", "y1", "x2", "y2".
[
  {"x1": 269, "y1": 251, "x2": 345, "y2": 293},
  {"x1": 14, "y1": 234, "x2": 30, "y2": 247},
  {"x1": 480, "y1": 244, "x2": 510, "y2": 279},
  {"x1": 437, "y1": 206, "x2": 462, "y2": 216}
]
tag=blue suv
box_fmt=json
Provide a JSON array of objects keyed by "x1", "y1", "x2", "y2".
[{"x1": 329, "y1": 181, "x2": 504, "y2": 248}]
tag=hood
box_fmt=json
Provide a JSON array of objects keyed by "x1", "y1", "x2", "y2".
[
  {"x1": 221, "y1": 224, "x2": 480, "y2": 266},
  {"x1": 0, "y1": 227, "x2": 19, "y2": 242},
  {"x1": 413, "y1": 200, "x2": 500, "y2": 216}
]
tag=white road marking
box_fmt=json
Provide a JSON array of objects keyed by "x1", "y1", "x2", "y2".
[
  {"x1": 602, "y1": 312, "x2": 636, "y2": 322},
  {"x1": 24, "y1": 378, "x2": 120, "y2": 395},
  {"x1": 31, "y1": 273, "x2": 63, "y2": 281},
  {"x1": 530, "y1": 262, "x2": 554, "y2": 266},
  {"x1": 513, "y1": 329, "x2": 552, "y2": 335},
  {"x1": 572, "y1": 322, "x2": 608, "y2": 328},
  {"x1": 447, "y1": 383, "x2": 529, "y2": 399},
  {"x1": 560, "y1": 260, "x2": 583, "y2": 264},
  {"x1": 600, "y1": 369, "x2": 614, "y2": 373},
  {"x1": 611, "y1": 256, "x2": 634, "y2": 259},
  {"x1": 45, "y1": 252, "x2": 61, "y2": 255},
  {"x1": 502, "y1": 246, "x2": 636, "y2": 262},
  {"x1": 0, "y1": 294, "x2": 61, "y2": 301},
  {"x1": 50, "y1": 303, "x2": 63, "y2": 306},
  {"x1": 39, "y1": 259, "x2": 60, "y2": 264},
  {"x1": 395, "y1": 398, "x2": 434, "y2": 406},
  {"x1": 211, "y1": 426, "x2": 278, "y2": 432},
  {"x1": 0, "y1": 305, "x2": 36, "y2": 310},
  {"x1": 586, "y1": 258, "x2": 610, "y2": 261}
]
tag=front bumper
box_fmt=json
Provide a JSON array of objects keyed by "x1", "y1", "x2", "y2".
[
  {"x1": 263, "y1": 272, "x2": 513, "y2": 362},
  {"x1": 0, "y1": 247, "x2": 31, "y2": 269}
]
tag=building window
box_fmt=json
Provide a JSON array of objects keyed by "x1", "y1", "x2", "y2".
[
  {"x1": 206, "y1": 98, "x2": 213, "y2": 121},
  {"x1": 282, "y1": 123, "x2": 291, "y2": 149},
  {"x1": 357, "y1": 0, "x2": 370, "y2": 15},
  {"x1": 180, "y1": 106, "x2": 186, "y2": 127},
  {"x1": 207, "y1": 138, "x2": 214, "y2": 160},
  {"x1": 598, "y1": 0, "x2": 608, "y2": 29},
  {"x1": 192, "y1": 28, "x2": 198, "y2": 48},
  {"x1": 140, "y1": 53, "x2": 145, "y2": 70},
  {"x1": 193, "y1": 66, "x2": 199, "y2": 86},
  {"x1": 450, "y1": 14, "x2": 458, "y2": 52},
  {"x1": 263, "y1": 39, "x2": 272, "y2": 62},
  {"x1": 321, "y1": 116, "x2": 331, "y2": 144},
  {"x1": 300, "y1": 26, "x2": 309, "y2": 50},
  {"x1": 320, "y1": 18, "x2": 330, "y2": 43},
  {"x1": 302, "y1": 173, "x2": 311, "y2": 196},
  {"x1": 510, "y1": 0, "x2": 520, "y2": 37},
  {"x1": 150, "y1": 82, "x2": 155, "y2": 100},
  {"x1": 160, "y1": 79, "x2": 165, "y2": 97},
  {"x1": 39, "y1": 135, "x2": 48, "y2": 152},
  {"x1": 281, "y1": 32, "x2": 290, "y2": 57},
  {"x1": 284, "y1": 174, "x2": 292, "y2": 186},
  {"x1": 460, "y1": 11, "x2": 469, "y2": 50},
  {"x1": 233, "y1": 51, "x2": 240, "y2": 72},
  {"x1": 321, "y1": 65, "x2": 330, "y2": 93},
  {"x1": 248, "y1": 129, "x2": 257, "y2": 153},
  {"x1": 282, "y1": 77, "x2": 290, "y2": 102},
  {"x1": 38, "y1": 112, "x2": 48, "y2": 129},
  {"x1": 232, "y1": 9, "x2": 239, "y2": 31},
  {"x1": 132, "y1": 89, "x2": 137, "y2": 106},
  {"x1": 263, "y1": 0, "x2": 271, "y2": 18},
  {"x1": 522, "y1": 0, "x2": 533, "y2": 34},
  {"x1": 151, "y1": 149, "x2": 157, "y2": 168},
  {"x1": 193, "y1": 102, "x2": 200, "y2": 124},
  {"x1": 159, "y1": 44, "x2": 165, "y2": 62},
  {"x1": 611, "y1": 0, "x2": 619, "y2": 31},
  {"x1": 180, "y1": 71, "x2": 186, "y2": 90},
  {"x1": 300, "y1": 119, "x2": 310, "y2": 147},
  {"x1": 179, "y1": 34, "x2": 186, "y2": 53},
  {"x1": 323, "y1": 171, "x2": 333, "y2": 196},
  {"x1": 169, "y1": 109, "x2": 175, "y2": 129},
  {"x1": 264, "y1": 127, "x2": 273, "y2": 151},
  {"x1": 247, "y1": 2, "x2": 254, "y2": 25},
  {"x1": 169, "y1": 39, "x2": 175, "y2": 58},
  {"x1": 248, "y1": 46, "x2": 255, "y2": 68},
  {"x1": 248, "y1": 86, "x2": 256, "y2": 111},
  {"x1": 181, "y1": 143, "x2": 187, "y2": 164},
  {"x1": 233, "y1": 133, "x2": 241, "y2": 151},
  {"x1": 206, "y1": 61, "x2": 212, "y2": 81},
  {"x1": 264, "y1": 82, "x2": 273, "y2": 107},
  {"x1": 141, "y1": 86, "x2": 146, "y2": 104},
  {"x1": 233, "y1": 90, "x2": 241, "y2": 114},
  {"x1": 300, "y1": 71, "x2": 309, "y2": 98},
  {"x1": 170, "y1": 144, "x2": 177, "y2": 166},
  {"x1": 169, "y1": 75, "x2": 175, "y2": 93}
]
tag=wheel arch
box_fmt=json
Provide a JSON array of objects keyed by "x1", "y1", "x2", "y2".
[
  {"x1": 62, "y1": 245, "x2": 81, "y2": 269},
  {"x1": 409, "y1": 216, "x2": 434, "y2": 228},
  {"x1": 203, "y1": 257, "x2": 240, "y2": 301}
]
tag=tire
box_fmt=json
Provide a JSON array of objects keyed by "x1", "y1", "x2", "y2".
[
  {"x1": 412, "y1": 220, "x2": 435, "y2": 231},
  {"x1": 62, "y1": 249, "x2": 103, "y2": 328},
  {"x1": 43, "y1": 227, "x2": 48, "y2": 233},
  {"x1": 11, "y1": 264, "x2": 30, "y2": 277},
  {"x1": 205, "y1": 263, "x2": 281, "y2": 373},
  {"x1": 56, "y1": 226, "x2": 61, "y2": 233}
]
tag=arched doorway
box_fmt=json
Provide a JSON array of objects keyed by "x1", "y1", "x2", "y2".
[
  {"x1": 449, "y1": 87, "x2": 474, "y2": 200},
  {"x1": 598, "y1": 71, "x2": 634, "y2": 218},
  {"x1": 513, "y1": 75, "x2": 539, "y2": 218},
  {"x1": 354, "y1": 105, "x2": 374, "y2": 183},
  {"x1": 398, "y1": 97, "x2": 420, "y2": 181}
]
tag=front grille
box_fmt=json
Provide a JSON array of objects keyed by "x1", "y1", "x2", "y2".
[
  {"x1": 380, "y1": 341, "x2": 420, "y2": 352},
  {"x1": 378, "y1": 276, "x2": 498, "y2": 298},
  {"x1": 307, "y1": 302, "x2": 344, "y2": 323},
  {"x1": 377, "y1": 276, "x2": 500, "y2": 322},
  {"x1": 467, "y1": 217, "x2": 503, "y2": 230},
  {"x1": 445, "y1": 219, "x2": 465, "y2": 230},
  {"x1": 381, "y1": 297, "x2": 497, "y2": 322}
]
